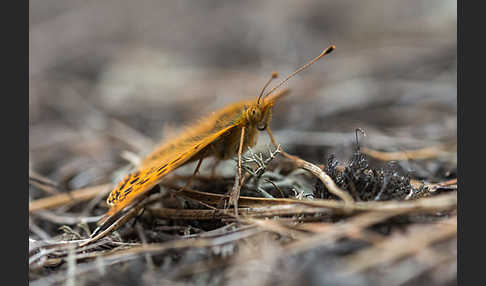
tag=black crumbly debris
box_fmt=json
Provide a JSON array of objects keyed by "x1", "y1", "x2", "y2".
[{"x1": 315, "y1": 150, "x2": 421, "y2": 202}]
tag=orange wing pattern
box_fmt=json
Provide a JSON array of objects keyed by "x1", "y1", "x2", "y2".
[
  {"x1": 139, "y1": 100, "x2": 254, "y2": 169},
  {"x1": 101, "y1": 124, "x2": 238, "y2": 222}
]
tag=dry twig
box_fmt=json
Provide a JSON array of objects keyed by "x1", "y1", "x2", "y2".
[
  {"x1": 362, "y1": 144, "x2": 455, "y2": 161},
  {"x1": 344, "y1": 216, "x2": 457, "y2": 273},
  {"x1": 29, "y1": 184, "x2": 111, "y2": 213}
]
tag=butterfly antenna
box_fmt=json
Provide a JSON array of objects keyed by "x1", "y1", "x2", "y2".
[
  {"x1": 262, "y1": 44, "x2": 335, "y2": 99},
  {"x1": 258, "y1": 72, "x2": 279, "y2": 105}
]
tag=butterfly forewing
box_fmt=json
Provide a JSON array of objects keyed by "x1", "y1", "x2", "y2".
[{"x1": 101, "y1": 124, "x2": 238, "y2": 222}]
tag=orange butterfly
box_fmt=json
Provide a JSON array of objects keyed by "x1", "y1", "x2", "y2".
[{"x1": 100, "y1": 45, "x2": 335, "y2": 224}]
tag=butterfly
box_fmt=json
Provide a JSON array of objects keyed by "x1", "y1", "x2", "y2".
[{"x1": 99, "y1": 45, "x2": 335, "y2": 225}]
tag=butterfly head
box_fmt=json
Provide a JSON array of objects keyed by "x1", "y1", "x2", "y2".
[
  {"x1": 245, "y1": 88, "x2": 289, "y2": 131},
  {"x1": 243, "y1": 104, "x2": 265, "y2": 131}
]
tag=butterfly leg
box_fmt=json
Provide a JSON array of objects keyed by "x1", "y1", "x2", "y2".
[
  {"x1": 229, "y1": 126, "x2": 246, "y2": 216},
  {"x1": 178, "y1": 156, "x2": 204, "y2": 193},
  {"x1": 266, "y1": 126, "x2": 297, "y2": 160},
  {"x1": 266, "y1": 126, "x2": 354, "y2": 205}
]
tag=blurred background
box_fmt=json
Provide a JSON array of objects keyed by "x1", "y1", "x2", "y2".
[{"x1": 29, "y1": 0, "x2": 456, "y2": 193}]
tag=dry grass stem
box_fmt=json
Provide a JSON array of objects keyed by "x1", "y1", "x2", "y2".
[
  {"x1": 179, "y1": 187, "x2": 456, "y2": 213},
  {"x1": 148, "y1": 204, "x2": 330, "y2": 220},
  {"x1": 29, "y1": 184, "x2": 111, "y2": 213},
  {"x1": 362, "y1": 143, "x2": 456, "y2": 161},
  {"x1": 344, "y1": 216, "x2": 457, "y2": 273}
]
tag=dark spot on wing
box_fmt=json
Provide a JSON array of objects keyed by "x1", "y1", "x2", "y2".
[
  {"x1": 123, "y1": 187, "x2": 133, "y2": 194},
  {"x1": 158, "y1": 163, "x2": 168, "y2": 171},
  {"x1": 118, "y1": 178, "x2": 129, "y2": 190}
]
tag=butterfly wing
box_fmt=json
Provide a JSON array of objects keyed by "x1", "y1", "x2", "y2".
[{"x1": 99, "y1": 124, "x2": 239, "y2": 224}]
